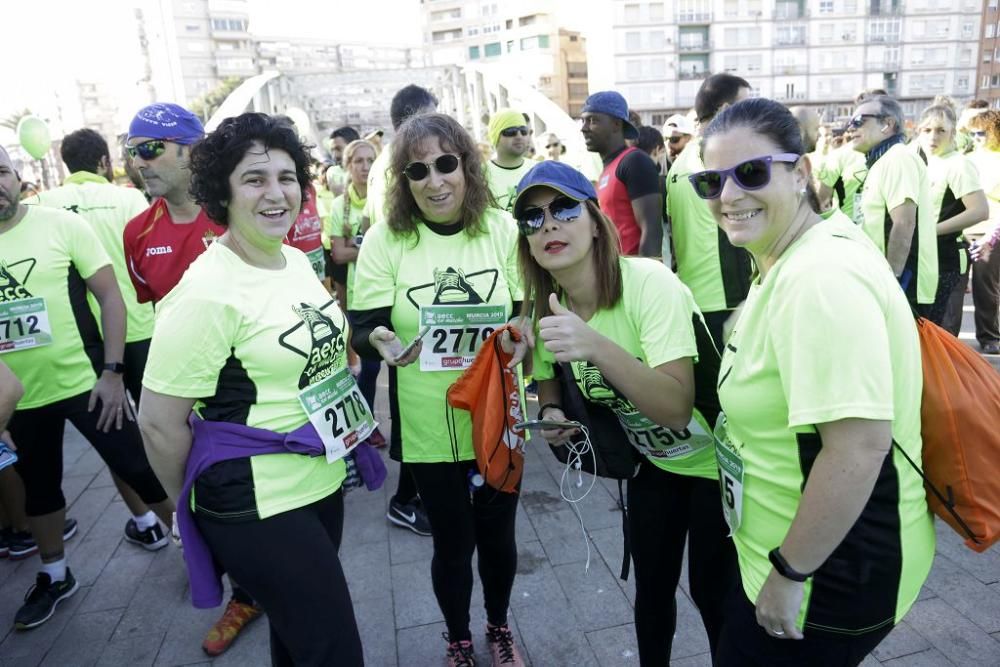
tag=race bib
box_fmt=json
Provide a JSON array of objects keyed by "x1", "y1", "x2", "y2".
[
  {"x1": 305, "y1": 247, "x2": 326, "y2": 281},
  {"x1": 852, "y1": 191, "x2": 864, "y2": 226},
  {"x1": 418, "y1": 304, "x2": 507, "y2": 372},
  {"x1": 298, "y1": 367, "x2": 378, "y2": 463},
  {"x1": 0, "y1": 297, "x2": 53, "y2": 353},
  {"x1": 619, "y1": 410, "x2": 713, "y2": 461},
  {"x1": 713, "y1": 413, "x2": 744, "y2": 537}
]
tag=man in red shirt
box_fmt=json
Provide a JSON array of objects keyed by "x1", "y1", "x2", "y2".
[
  {"x1": 122, "y1": 103, "x2": 256, "y2": 656},
  {"x1": 581, "y1": 91, "x2": 663, "y2": 257},
  {"x1": 122, "y1": 104, "x2": 224, "y2": 303}
]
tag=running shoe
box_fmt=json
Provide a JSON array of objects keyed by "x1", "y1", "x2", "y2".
[
  {"x1": 14, "y1": 568, "x2": 79, "y2": 630},
  {"x1": 444, "y1": 632, "x2": 477, "y2": 667},
  {"x1": 486, "y1": 623, "x2": 525, "y2": 666},
  {"x1": 8, "y1": 519, "x2": 79, "y2": 561},
  {"x1": 124, "y1": 518, "x2": 169, "y2": 551},
  {"x1": 386, "y1": 497, "x2": 432, "y2": 536},
  {"x1": 201, "y1": 598, "x2": 262, "y2": 656},
  {"x1": 982, "y1": 341, "x2": 1000, "y2": 355},
  {"x1": 0, "y1": 527, "x2": 10, "y2": 558}
]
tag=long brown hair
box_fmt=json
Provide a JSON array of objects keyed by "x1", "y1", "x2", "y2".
[
  {"x1": 386, "y1": 113, "x2": 493, "y2": 241},
  {"x1": 517, "y1": 199, "x2": 623, "y2": 325}
]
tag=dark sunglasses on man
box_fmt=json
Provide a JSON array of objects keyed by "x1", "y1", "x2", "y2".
[
  {"x1": 126, "y1": 139, "x2": 168, "y2": 161},
  {"x1": 501, "y1": 126, "x2": 531, "y2": 138}
]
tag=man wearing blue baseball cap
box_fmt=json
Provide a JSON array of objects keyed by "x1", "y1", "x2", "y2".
[{"x1": 580, "y1": 91, "x2": 662, "y2": 258}]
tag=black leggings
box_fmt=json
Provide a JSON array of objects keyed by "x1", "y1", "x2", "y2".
[
  {"x1": 627, "y1": 460, "x2": 739, "y2": 665},
  {"x1": 85, "y1": 338, "x2": 150, "y2": 405},
  {"x1": 9, "y1": 391, "x2": 167, "y2": 516},
  {"x1": 715, "y1": 587, "x2": 893, "y2": 666},
  {"x1": 195, "y1": 490, "x2": 363, "y2": 667},
  {"x1": 409, "y1": 460, "x2": 519, "y2": 642}
]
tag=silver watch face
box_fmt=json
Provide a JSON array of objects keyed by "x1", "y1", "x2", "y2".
[{"x1": 354, "y1": 235, "x2": 365, "y2": 246}]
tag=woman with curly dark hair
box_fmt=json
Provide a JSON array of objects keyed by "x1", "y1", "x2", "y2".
[
  {"x1": 350, "y1": 112, "x2": 528, "y2": 667},
  {"x1": 138, "y1": 112, "x2": 364, "y2": 666}
]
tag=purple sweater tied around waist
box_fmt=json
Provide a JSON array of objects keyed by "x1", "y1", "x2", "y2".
[{"x1": 178, "y1": 416, "x2": 386, "y2": 608}]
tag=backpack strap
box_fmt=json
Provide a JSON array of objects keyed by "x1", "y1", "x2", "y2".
[{"x1": 891, "y1": 440, "x2": 981, "y2": 545}]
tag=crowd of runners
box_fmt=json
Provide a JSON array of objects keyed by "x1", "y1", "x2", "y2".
[{"x1": 1, "y1": 72, "x2": 997, "y2": 667}]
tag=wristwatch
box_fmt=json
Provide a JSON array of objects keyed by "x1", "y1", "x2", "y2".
[
  {"x1": 768, "y1": 547, "x2": 812, "y2": 582},
  {"x1": 102, "y1": 362, "x2": 126, "y2": 374}
]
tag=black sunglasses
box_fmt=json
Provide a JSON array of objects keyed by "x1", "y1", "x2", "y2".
[
  {"x1": 546, "y1": 142, "x2": 561, "y2": 149},
  {"x1": 688, "y1": 153, "x2": 800, "y2": 200},
  {"x1": 501, "y1": 126, "x2": 530, "y2": 138},
  {"x1": 127, "y1": 140, "x2": 167, "y2": 160},
  {"x1": 668, "y1": 136, "x2": 684, "y2": 143},
  {"x1": 402, "y1": 154, "x2": 461, "y2": 181},
  {"x1": 516, "y1": 196, "x2": 584, "y2": 236},
  {"x1": 846, "y1": 114, "x2": 885, "y2": 130}
]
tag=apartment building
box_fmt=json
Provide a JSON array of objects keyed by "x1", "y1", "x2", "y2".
[
  {"x1": 420, "y1": 0, "x2": 589, "y2": 117},
  {"x1": 977, "y1": 0, "x2": 1000, "y2": 107},
  {"x1": 610, "y1": 0, "x2": 981, "y2": 125}
]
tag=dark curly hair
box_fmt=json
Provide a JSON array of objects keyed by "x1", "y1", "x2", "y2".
[
  {"x1": 188, "y1": 112, "x2": 312, "y2": 225},
  {"x1": 61, "y1": 128, "x2": 110, "y2": 174},
  {"x1": 386, "y1": 113, "x2": 493, "y2": 240}
]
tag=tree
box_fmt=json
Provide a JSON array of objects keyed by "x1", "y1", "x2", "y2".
[
  {"x1": 190, "y1": 77, "x2": 247, "y2": 122},
  {"x1": 0, "y1": 108, "x2": 33, "y2": 132}
]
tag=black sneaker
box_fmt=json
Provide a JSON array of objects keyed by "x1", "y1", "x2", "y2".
[
  {"x1": 0, "y1": 527, "x2": 11, "y2": 558},
  {"x1": 124, "y1": 519, "x2": 169, "y2": 551},
  {"x1": 14, "y1": 568, "x2": 79, "y2": 630},
  {"x1": 387, "y1": 497, "x2": 432, "y2": 536},
  {"x1": 8, "y1": 519, "x2": 79, "y2": 561}
]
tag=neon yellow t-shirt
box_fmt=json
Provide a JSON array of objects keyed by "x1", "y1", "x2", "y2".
[
  {"x1": 350, "y1": 209, "x2": 522, "y2": 462},
  {"x1": 364, "y1": 145, "x2": 393, "y2": 226},
  {"x1": 325, "y1": 185, "x2": 367, "y2": 305},
  {"x1": 666, "y1": 138, "x2": 753, "y2": 313},
  {"x1": 816, "y1": 145, "x2": 867, "y2": 220},
  {"x1": 484, "y1": 159, "x2": 534, "y2": 212},
  {"x1": 26, "y1": 172, "x2": 154, "y2": 342},
  {"x1": 858, "y1": 143, "x2": 938, "y2": 305},
  {"x1": 532, "y1": 257, "x2": 717, "y2": 479},
  {"x1": 0, "y1": 207, "x2": 110, "y2": 408},
  {"x1": 966, "y1": 147, "x2": 1000, "y2": 237},
  {"x1": 142, "y1": 243, "x2": 347, "y2": 519},
  {"x1": 926, "y1": 150, "x2": 981, "y2": 274},
  {"x1": 717, "y1": 212, "x2": 933, "y2": 634}
]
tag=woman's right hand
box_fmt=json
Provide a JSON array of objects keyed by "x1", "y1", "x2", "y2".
[
  {"x1": 539, "y1": 407, "x2": 581, "y2": 446},
  {"x1": 370, "y1": 327, "x2": 421, "y2": 367}
]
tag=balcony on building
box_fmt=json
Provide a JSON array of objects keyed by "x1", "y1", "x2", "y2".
[
  {"x1": 774, "y1": 26, "x2": 807, "y2": 47},
  {"x1": 676, "y1": 11, "x2": 711, "y2": 25},
  {"x1": 679, "y1": 54, "x2": 709, "y2": 79},
  {"x1": 210, "y1": 16, "x2": 250, "y2": 40},
  {"x1": 678, "y1": 26, "x2": 710, "y2": 52},
  {"x1": 773, "y1": 0, "x2": 807, "y2": 20},
  {"x1": 869, "y1": 0, "x2": 904, "y2": 16}
]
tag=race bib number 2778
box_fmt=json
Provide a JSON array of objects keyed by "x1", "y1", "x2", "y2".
[{"x1": 298, "y1": 368, "x2": 378, "y2": 463}]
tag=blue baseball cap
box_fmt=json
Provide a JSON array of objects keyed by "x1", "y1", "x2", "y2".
[
  {"x1": 127, "y1": 103, "x2": 204, "y2": 145},
  {"x1": 581, "y1": 91, "x2": 638, "y2": 140},
  {"x1": 512, "y1": 160, "x2": 598, "y2": 219}
]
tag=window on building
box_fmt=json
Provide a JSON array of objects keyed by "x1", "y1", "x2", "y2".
[
  {"x1": 519, "y1": 15, "x2": 537, "y2": 26},
  {"x1": 467, "y1": 27, "x2": 479, "y2": 36},
  {"x1": 983, "y1": 75, "x2": 991, "y2": 89},
  {"x1": 819, "y1": 23, "x2": 834, "y2": 43},
  {"x1": 626, "y1": 59, "x2": 642, "y2": 79},
  {"x1": 568, "y1": 62, "x2": 588, "y2": 77},
  {"x1": 649, "y1": 2, "x2": 665, "y2": 21},
  {"x1": 484, "y1": 41, "x2": 501, "y2": 56},
  {"x1": 747, "y1": 54, "x2": 762, "y2": 71},
  {"x1": 912, "y1": 48, "x2": 925, "y2": 64},
  {"x1": 988, "y1": 24, "x2": 997, "y2": 39},
  {"x1": 569, "y1": 83, "x2": 589, "y2": 97},
  {"x1": 430, "y1": 8, "x2": 461, "y2": 21},
  {"x1": 538, "y1": 34, "x2": 550, "y2": 48},
  {"x1": 507, "y1": 40, "x2": 515, "y2": 52},
  {"x1": 723, "y1": 0, "x2": 739, "y2": 18},
  {"x1": 819, "y1": 0, "x2": 834, "y2": 12},
  {"x1": 624, "y1": 3, "x2": 640, "y2": 22},
  {"x1": 961, "y1": 48, "x2": 973, "y2": 64},
  {"x1": 625, "y1": 31, "x2": 642, "y2": 50},
  {"x1": 962, "y1": 23, "x2": 976, "y2": 39},
  {"x1": 991, "y1": 74, "x2": 1000, "y2": 87},
  {"x1": 724, "y1": 55, "x2": 739, "y2": 72},
  {"x1": 650, "y1": 30, "x2": 667, "y2": 50},
  {"x1": 958, "y1": 76, "x2": 970, "y2": 90},
  {"x1": 185, "y1": 24, "x2": 200, "y2": 32},
  {"x1": 469, "y1": 46, "x2": 480, "y2": 59},
  {"x1": 650, "y1": 58, "x2": 667, "y2": 77},
  {"x1": 506, "y1": 19, "x2": 513, "y2": 29}
]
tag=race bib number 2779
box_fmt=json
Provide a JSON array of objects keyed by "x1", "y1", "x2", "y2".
[{"x1": 418, "y1": 304, "x2": 507, "y2": 372}]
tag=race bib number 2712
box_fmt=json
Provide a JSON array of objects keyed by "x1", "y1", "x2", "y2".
[{"x1": 0, "y1": 297, "x2": 53, "y2": 353}]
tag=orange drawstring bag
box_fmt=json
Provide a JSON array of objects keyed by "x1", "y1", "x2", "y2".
[
  {"x1": 907, "y1": 317, "x2": 1000, "y2": 552},
  {"x1": 446, "y1": 325, "x2": 525, "y2": 493}
]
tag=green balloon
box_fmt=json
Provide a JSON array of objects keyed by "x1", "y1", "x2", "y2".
[{"x1": 17, "y1": 116, "x2": 51, "y2": 160}]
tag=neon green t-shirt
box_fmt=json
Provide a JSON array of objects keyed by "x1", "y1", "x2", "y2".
[
  {"x1": 717, "y1": 212, "x2": 934, "y2": 634},
  {"x1": 484, "y1": 159, "x2": 534, "y2": 212},
  {"x1": 325, "y1": 185, "x2": 367, "y2": 305},
  {"x1": 142, "y1": 243, "x2": 347, "y2": 519},
  {"x1": 966, "y1": 147, "x2": 1000, "y2": 237},
  {"x1": 351, "y1": 209, "x2": 522, "y2": 462},
  {"x1": 26, "y1": 172, "x2": 154, "y2": 342},
  {"x1": 666, "y1": 138, "x2": 752, "y2": 313},
  {"x1": 816, "y1": 145, "x2": 867, "y2": 220},
  {"x1": 532, "y1": 257, "x2": 717, "y2": 479},
  {"x1": 858, "y1": 143, "x2": 938, "y2": 305},
  {"x1": 0, "y1": 207, "x2": 110, "y2": 409},
  {"x1": 364, "y1": 145, "x2": 393, "y2": 227},
  {"x1": 315, "y1": 187, "x2": 336, "y2": 250},
  {"x1": 927, "y1": 150, "x2": 981, "y2": 274}
]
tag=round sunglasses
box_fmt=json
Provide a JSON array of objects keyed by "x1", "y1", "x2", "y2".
[
  {"x1": 126, "y1": 139, "x2": 167, "y2": 161},
  {"x1": 516, "y1": 195, "x2": 584, "y2": 236},
  {"x1": 688, "y1": 153, "x2": 800, "y2": 200},
  {"x1": 402, "y1": 154, "x2": 461, "y2": 181}
]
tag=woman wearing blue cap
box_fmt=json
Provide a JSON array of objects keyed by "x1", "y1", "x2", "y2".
[{"x1": 514, "y1": 160, "x2": 738, "y2": 665}]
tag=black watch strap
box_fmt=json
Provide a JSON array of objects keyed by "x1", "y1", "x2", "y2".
[
  {"x1": 768, "y1": 547, "x2": 811, "y2": 582},
  {"x1": 102, "y1": 362, "x2": 126, "y2": 374}
]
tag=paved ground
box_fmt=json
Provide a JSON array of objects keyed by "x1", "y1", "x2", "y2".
[{"x1": 1, "y1": 304, "x2": 999, "y2": 666}]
